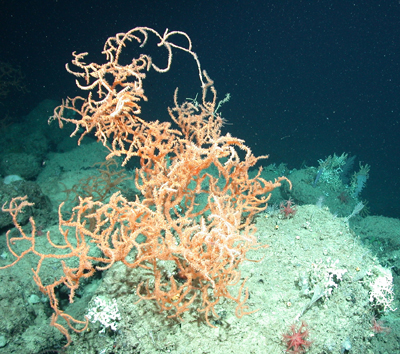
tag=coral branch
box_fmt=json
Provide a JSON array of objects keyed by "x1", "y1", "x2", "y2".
[{"x1": 1, "y1": 27, "x2": 290, "y2": 346}]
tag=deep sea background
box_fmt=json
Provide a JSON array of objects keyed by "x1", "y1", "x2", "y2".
[{"x1": 1, "y1": 0, "x2": 399, "y2": 218}]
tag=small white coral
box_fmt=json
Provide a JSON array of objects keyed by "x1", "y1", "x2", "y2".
[
  {"x1": 325, "y1": 263, "x2": 347, "y2": 296},
  {"x1": 309, "y1": 257, "x2": 347, "y2": 298},
  {"x1": 369, "y1": 266, "x2": 397, "y2": 312},
  {"x1": 86, "y1": 296, "x2": 121, "y2": 333}
]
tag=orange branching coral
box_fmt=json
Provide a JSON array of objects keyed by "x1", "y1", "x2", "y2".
[
  {"x1": 49, "y1": 27, "x2": 204, "y2": 166},
  {"x1": 0, "y1": 197, "x2": 90, "y2": 345},
  {"x1": 1, "y1": 27, "x2": 290, "y2": 346}
]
